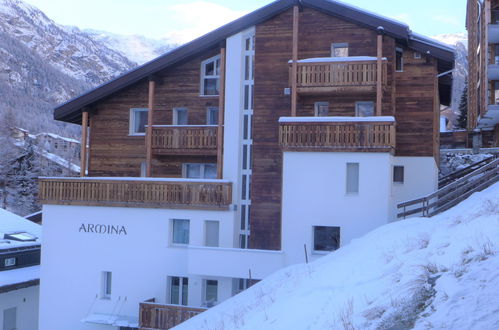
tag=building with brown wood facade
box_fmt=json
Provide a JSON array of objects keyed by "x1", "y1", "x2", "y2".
[
  {"x1": 37, "y1": 1, "x2": 454, "y2": 329},
  {"x1": 467, "y1": 0, "x2": 499, "y2": 147}
]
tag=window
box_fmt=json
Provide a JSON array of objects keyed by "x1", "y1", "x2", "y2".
[
  {"x1": 4, "y1": 232, "x2": 36, "y2": 241},
  {"x1": 140, "y1": 162, "x2": 146, "y2": 177},
  {"x1": 393, "y1": 166, "x2": 404, "y2": 183},
  {"x1": 101, "y1": 271, "x2": 112, "y2": 299},
  {"x1": 172, "y1": 219, "x2": 190, "y2": 245},
  {"x1": 395, "y1": 47, "x2": 403, "y2": 72},
  {"x1": 4, "y1": 257, "x2": 16, "y2": 267},
  {"x1": 314, "y1": 102, "x2": 329, "y2": 117},
  {"x1": 414, "y1": 52, "x2": 422, "y2": 59},
  {"x1": 3, "y1": 307, "x2": 16, "y2": 330},
  {"x1": 313, "y1": 226, "x2": 340, "y2": 252},
  {"x1": 204, "y1": 280, "x2": 218, "y2": 306},
  {"x1": 169, "y1": 276, "x2": 188, "y2": 306},
  {"x1": 232, "y1": 278, "x2": 250, "y2": 296},
  {"x1": 183, "y1": 163, "x2": 217, "y2": 179},
  {"x1": 331, "y1": 43, "x2": 349, "y2": 57},
  {"x1": 129, "y1": 108, "x2": 148, "y2": 135},
  {"x1": 346, "y1": 163, "x2": 359, "y2": 194},
  {"x1": 355, "y1": 101, "x2": 374, "y2": 117},
  {"x1": 173, "y1": 107, "x2": 188, "y2": 125},
  {"x1": 201, "y1": 55, "x2": 221, "y2": 96},
  {"x1": 207, "y1": 107, "x2": 219, "y2": 125},
  {"x1": 204, "y1": 221, "x2": 220, "y2": 247}
]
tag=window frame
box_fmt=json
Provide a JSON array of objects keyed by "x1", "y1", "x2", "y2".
[
  {"x1": 313, "y1": 226, "x2": 340, "y2": 253},
  {"x1": 101, "y1": 271, "x2": 112, "y2": 299},
  {"x1": 200, "y1": 55, "x2": 221, "y2": 96},
  {"x1": 169, "y1": 276, "x2": 189, "y2": 306},
  {"x1": 331, "y1": 42, "x2": 349, "y2": 57},
  {"x1": 171, "y1": 219, "x2": 190, "y2": 245},
  {"x1": 173, "y1": 107, "x2": 188, "y2": 125},
  {"x1": 129, "y1": 108, "x2": 148, "y2": 136},
  {"x1": 355, "y1": 101, "x2": 375, "y2": 117},
  {"x1": 393, "y1": 165, "x2": 405, "y2": 184},
  {"x1": 203, "y1": 279, "x2": 218, "y2": 307},
  {"x1": 182, "y1": 163, "x2": 217, "y2": 179},
  {"x1": 206, "y1": 106, "x2": 219, "y2": 125},
  {"x1": 204, "y1": 220, "x2": 220, "y2": 247},
  {"x1": 395, "y1": 47, "x2": 404, "y2": 72},
  {"x1": 346, "y1": 162, "x2": 360, "y2": 195},
  {"x1": 4, "y1": 257, "x2": 16, "y2": 267},
  {"x1": 314, "y1": 102, "x2": 330, "y2": 117}
]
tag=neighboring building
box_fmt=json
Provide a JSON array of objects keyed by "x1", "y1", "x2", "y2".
[
  {"x1": 0, "y1": 208, "x2": 41, "y2": 330},
  {"x1": 35, "y1": 133, "x2": 81, "y2": 161},
  {"x1": 38, "y1": 0, "x2": 454, "y2": 329},
  {"x1": 467, "y1": 0, "x2": 499, "y2": 146}
]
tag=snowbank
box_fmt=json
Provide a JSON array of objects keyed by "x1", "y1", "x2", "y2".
[{"x1": 176, "y1": 183, "x2": 499, "y2": 330}]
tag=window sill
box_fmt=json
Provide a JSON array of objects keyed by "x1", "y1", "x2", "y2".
[
  {"x1": 128, "y1": 133, "x2": 146, "y2": 137},
  {"x1": 345, "y1": 193, "x2": 359, "y2": 197},
  {"x1": 171, "y1": 243, "x2": 189, "y2": 248},
  {"x1": 199, "y1": 94, "x2": 219, "y2": 98},
  {"x1": 312, "y1": 250, "x2": 331, "y2": 255}
]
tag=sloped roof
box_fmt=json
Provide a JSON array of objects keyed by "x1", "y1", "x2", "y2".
[
  {"x1": 54, "y1": 0, "x2": 455, "y2": 124},
  {"x1": 0, "y1": 208, "x2": 41, "y2": 249}
]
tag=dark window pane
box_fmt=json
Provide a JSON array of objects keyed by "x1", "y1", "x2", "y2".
[
  {"x1": 205, "y1": 61, "x2": 214, "y2": 75},
  {"x1": 204, "y1": 78, "x2": 219, "y2": 95},
  {"x1": 396, "y1": 49, "x2": 403, "y2": 71},
  {"x1": 240, "y1": 205, "x2": 246, "y2": 230},
  {"x1": 314, "y1": 226, "x2": 340, "y2": 251},
  {"x1": 242, "y1": 175, "x2": 247, "y2": 199},
  {"x1": 393, "y1": 166, "x2": 404, "y2": 183},
  {"x1": 245, "y1": 55, "x2": 250, "y2": 80},
  {"x1": 243, "y1": 145, "x2": 248, "y2": 170},
  {"x1": 243, "y1": 115, "x2": 249, "y2": 139},
  {"x1": 244, "y1": 85, "x2": 249, "y2": 110}
]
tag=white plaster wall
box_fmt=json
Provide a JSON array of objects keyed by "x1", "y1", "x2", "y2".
[
  {"x1": 281, "y1": 152, "x2": 392, "y2": 265},
  {"x1": 39, "y1": 205, "x2": 235, "y2": 330},
  {"x1": 390, "y1": 156, "x2": 439, "y2": 220},
  {"x1": 0, "y1": 285, "x2": 39, "y2": 330}
]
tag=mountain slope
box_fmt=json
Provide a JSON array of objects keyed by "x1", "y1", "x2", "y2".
[{"x1": 177, "y1": 183, "x2": 499, "y2": 330}]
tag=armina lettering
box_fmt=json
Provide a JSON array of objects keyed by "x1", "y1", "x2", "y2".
[{"x1": 79, "y1": 223, "x2": 127, "y2": 235}]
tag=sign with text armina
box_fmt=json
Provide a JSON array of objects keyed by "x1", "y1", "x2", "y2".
[{"x1": 79, "y1": 223, "x2": 127, "y2": 235}]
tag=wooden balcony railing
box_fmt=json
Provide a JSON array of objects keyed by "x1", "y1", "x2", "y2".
[
  {"x1": 151, "y1": 125, "x2": 217, "y2": 155},
  {"x1": 291, "y1": 59, "x2": 387, "y2": 93},
  {"x1": 279, "y1": 118, "x2": 396, "y2": 152},
  {"x1": 139, "y1": 302, "x2": 206, "y2": 329},
  {"x1": 39, "y1": 177, "x2": 232, "y2": 210}
]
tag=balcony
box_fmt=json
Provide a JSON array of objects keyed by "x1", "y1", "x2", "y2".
[
  {"x1": 290, "y1": 57, "x2": 387, "y2": 94},
  {"x1": 39, "y1": 177, "x2": 232, "y2": 210},
  {"x1": 151, "y1": 125, "x2": 218, "y2": 155},
  {"x1": 139, "y1": 302, "x2": 206, "y2": 330},
  {"x1": 279, "y1": 117, "x2": 396, "y2": 152}
]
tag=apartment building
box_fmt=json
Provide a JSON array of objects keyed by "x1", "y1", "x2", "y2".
[
  {"x1": 467, "y1": 0, "x2": 499, "y2": 146},
  {"x1": 37, "y1": 0, "x2": 454, "y2": 329}
]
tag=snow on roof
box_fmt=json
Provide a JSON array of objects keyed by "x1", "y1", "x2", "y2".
[
  {"x1": 37, "y1": 148, "x2": 80, "y2": 173},
  {"x1": 0, "y1": 208, "x2": 41, "y2": 249},
  {"x1": 289, "y1": 56, "x2": 388, "y2": 63},
  {"x1": 176, "y1": 182, "x2": 499, "y2": 330},
  {"x1": 410, "y1": 32, "x2": 456, "y2": 52},
  {"x1": 0, "y1": 265, "x2": 39, "y2": 288},
  {"x1": 279, "y1": 116, "x2": 395, "y2": 123},
  {"x1": 82, "y1": 313, "x2": 138, "y2": 328}
]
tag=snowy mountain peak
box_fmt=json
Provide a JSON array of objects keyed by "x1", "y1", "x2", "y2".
[{"x1": 432, "y1": 32, "x2": 468, "y2": 47}]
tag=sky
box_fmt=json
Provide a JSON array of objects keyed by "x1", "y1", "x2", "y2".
[{"x1": 23, "y1": 0, "x2": 467, "y2": 44}]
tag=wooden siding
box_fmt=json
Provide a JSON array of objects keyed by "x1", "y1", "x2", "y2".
[
  {"x1": 139, "y1": 303, "x2": 206, "y2": 330},
  {"x1": 87, "y1": 48, "x2": 221, "y2": 177},
  {"x1": 39, "y1": 178, "x2": 232, "y2": 210},
  {"x1": 394, "y1": 48, "x2": 439, "y2": 157}
]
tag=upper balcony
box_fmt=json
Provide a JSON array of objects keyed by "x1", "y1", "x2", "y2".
[
  {"x1": 290, "y1": 57, "x2": 387, "y2": 94},
  {"x1": 151, "y1": 125, "x2": 218, "y2": 156},
  {"x1": 279, "y1": 116, "x2": 396, "y2": 153},
  {"x1": 39, "y1": 177, "x2": 232, "y2": 210}
]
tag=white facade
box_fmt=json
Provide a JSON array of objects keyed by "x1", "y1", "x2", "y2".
[{"x1": 0, "y1": 285, "x2": 39, "y2": 330}]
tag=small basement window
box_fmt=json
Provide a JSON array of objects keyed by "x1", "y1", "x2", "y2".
[
  {"x1": 4, "y1": 257, "x2": 16, "y2": 267},
  {"x1": 396, "y1": 47, "x2": 404, "y2": 72},
  {"x1": 393, "y1": 166, "x2": 405, "y2": 183},
  {"x1": 313, "y1": 226, "x2": 340, "y2": 252},
  {"x1": 346, "y1": 163, "x2": 360, "y2": 194},
  {"x1": 101, "y1": 271, "x2": 112, "y2": 299},
  {"x1": 129, "y1": 108, "x2": 148, "y2": 135},
  {"x1": 201, "y1": 55, "x2": 221, "y2": 96}
]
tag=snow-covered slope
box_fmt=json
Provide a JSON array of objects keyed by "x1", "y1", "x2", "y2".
[
  {"x1": 0, "y1": 0, "x2": 135, "y2": 85},
  {"x1": 432, "y1": 33, "x2": 467, "y2": 48},
  {"x1": 177, "y1": 183, "x2": 499, "y2": 330},
  {"x1": 84, "y1": 29, "x2": 177, "y2": 65}
]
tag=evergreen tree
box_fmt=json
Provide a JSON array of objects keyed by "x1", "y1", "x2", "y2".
[
  {"x1": 12, "y1": 138, "x2": 41, "y2": 215},
  {"x1": 457, "y1": 80, "x2": 468, "y2": 130}
]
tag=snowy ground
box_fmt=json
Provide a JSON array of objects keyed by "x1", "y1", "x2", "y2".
[{"x1": 176, "y1": 183, "x2": 499, "y2": 330}]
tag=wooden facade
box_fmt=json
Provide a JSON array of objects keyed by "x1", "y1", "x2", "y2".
[
  {"x1": 50, "y1": 1, "x2": 451, "y2": 251},
  {"x1": 467, "y1": 0, "x2": 499, "y2": 145}
]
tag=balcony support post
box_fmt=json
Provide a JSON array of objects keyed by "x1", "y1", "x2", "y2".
[
  {"x1": 217, "y1": 46, "x2": 226, "y2": 179},
  {"x1": 80, "y1": 110, "x2": 88, "y2": 177},
  {"x1": 376, "y1": 33, "x2": 383, "y2": 116},
  {"x1": 291, "y1": 5, "x2": 299, "y2": 117},
  {"x1": 146, "y1": 78, "x2": 155, "y2": 177}
]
